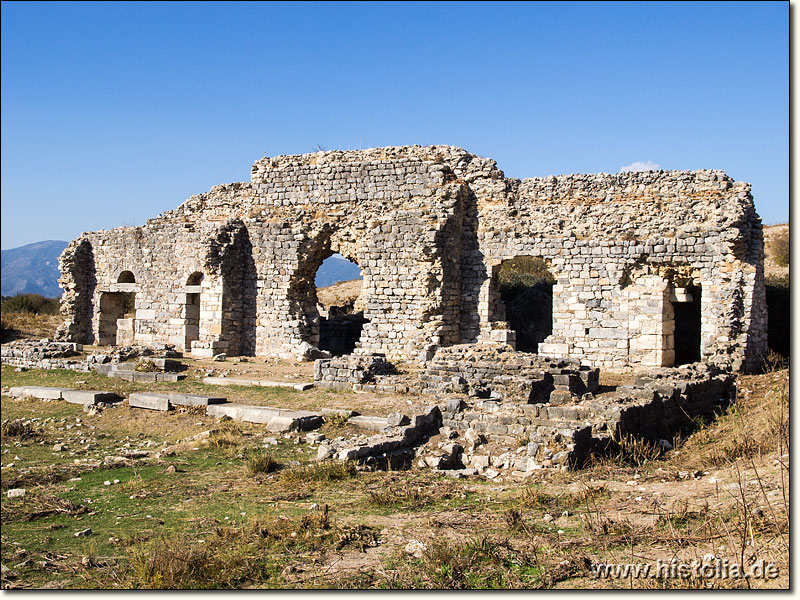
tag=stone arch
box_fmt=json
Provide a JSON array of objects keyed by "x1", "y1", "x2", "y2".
[
  {"x1": 496, "y1": 256, "x2": 556, "y2": 353},
  {"x1": 288, "y1": 227, "x2": 368, "y2": 354},
  {"x1": 186, "y1": 271, "x2": 204, "y2": 286},
  {"x1": 199, "y1": 220, "x2": 257, "y2": 356},
  {"x1": 96, "y1": 268, "x2": 138, "y2": 346},
  {"x1": 117, "y1": 270, "x2": 136, "y2": 283},
  {"x1": 316, "y1": 255, "x2": 365, "y2": 356}
]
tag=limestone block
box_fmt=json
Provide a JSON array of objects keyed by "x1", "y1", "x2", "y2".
[
  {"x1": 129, "y1": 393, "x2": 171, "y2": 411},
  {"x1": 62, "y1": 390, "x2": 120, "y2": 406}
]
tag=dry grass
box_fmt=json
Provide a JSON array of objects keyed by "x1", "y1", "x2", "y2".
[
  {"x1": 1, "y1": 312, "x2": 62, "y2": 341},
  {"x1": 671, "y1": 370, "x2": 788, "y2": 470}
]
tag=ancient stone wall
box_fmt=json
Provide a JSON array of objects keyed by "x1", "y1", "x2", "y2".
[{"x1": 57, "y1": 145, "x2": 767, "y2": 371}]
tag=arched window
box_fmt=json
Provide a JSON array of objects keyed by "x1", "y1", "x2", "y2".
[
  {"x1": 186, "y1": 271, "x2": 204, "y2": 286},
  {"x1": 117, "y1": 271, "x2": 136, "y2": 284}
]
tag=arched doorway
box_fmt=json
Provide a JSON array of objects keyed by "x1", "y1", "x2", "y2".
[{"x1": 315, "y1": 254, "x2": 366, "y2": 356}]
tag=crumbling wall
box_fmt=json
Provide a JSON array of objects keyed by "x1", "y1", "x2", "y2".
[
  {"x1": 464, "y1": 165, "x2": 767, "y2": 371},
  {"x1": 58, "y1": 146, "x2": 767, "y2": 371}
]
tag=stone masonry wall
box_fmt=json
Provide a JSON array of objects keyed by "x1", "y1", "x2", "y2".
[{"x1": 57, "y1": 145, "x2": 767, "y2": 372}]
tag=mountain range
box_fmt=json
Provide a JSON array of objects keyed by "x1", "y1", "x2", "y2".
[
  {"x1": 1, "y1": 240, "x2": 68, "y2": 298},
  {"x1": 1, "y1": 241, "x2": 361, "y2": 299}
]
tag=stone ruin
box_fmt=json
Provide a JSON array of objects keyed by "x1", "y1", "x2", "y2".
[
  {"x1": 7, "y1": 145, "x2": 766, "y2": 472},
  {"x1": 56, "y1": 145, "x2": 766, "y2": 373}
]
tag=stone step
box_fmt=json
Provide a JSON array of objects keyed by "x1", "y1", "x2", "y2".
[
  {"x1": 129, "y1": 392, "x2": 171, "y2": 411},
  {"x1": 62, "y1": 390, "x2": 121, "y2": 406},
  {"x1": 9, "y1": 386, "x2": 74, "y2": 400},
  {"x1": 348, "y1": 415, "x2": 390, "y2": 432},
  {"x1": 205, "y1": 403, "x2": 323, "y2": 432},
  {"x1": 203, "y1": 376, "x2": 313, "y2": 391}
]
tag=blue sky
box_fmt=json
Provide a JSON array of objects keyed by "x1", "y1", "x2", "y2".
[{"x1": 1, "y1": 1, "x2": 788, "y2": 250}]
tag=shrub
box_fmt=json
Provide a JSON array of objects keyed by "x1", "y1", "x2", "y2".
[
  {"x1": 770, "y1": 229, "x2": 789, "y2": 267},
  {"x1": 498, "y1": 257, "x2": 555, "y2": 301},
  {"x1": 135, "y1": 360, "x2": 158, "y2": 372},
  {"x1": 1, "y1": 419, "x2": 37, "y2": 438},
  {"x1": 247, "y1": 450, "x2": 279, "y2": 475},
  {"x1": 1, "y1": 293, "x2": 60, "y2": 315}
]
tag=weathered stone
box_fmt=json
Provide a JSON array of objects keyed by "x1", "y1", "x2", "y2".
[
  {"x1": 386, "y1": 412, "x2": 410, "y2": 427},
  {"x1": 205, "y1": 403, "x2": 322, "y2": 431},
  {"x1": 167, "y1": 393, "x2": 227, "y2": 407},
  {"x1": 62, "y1": 390, "x2": 120, "y2": 406},
  {"x1": 348, "y1": 415, "x2": 390, "y2": 432},
  {"x1": 128, "y1": 393, "x2": 171, "y2": 412},
  {"x1": 53, "y1": 146, "x2": 765, "y2": 373}
]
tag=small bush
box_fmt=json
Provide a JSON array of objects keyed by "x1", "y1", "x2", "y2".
[
  {"x1": 325, "y1": 413, "x2": 351, "y2": 428},
  {"x1": 1, "y1": 419, "x2": 37, "y2": 438},
  {"x1": 135, "y1": 359, "x2": 158, "y2": 372},
  {"x1": 247, "y1": 450, "x2": 279, "y2": 475},
  {"x1": 769, "y1": 229, "x2": 789, "y2": 266},
  {"x1": 368, "y1": 485, "x2": 429, "y2": 509},
  {"x1": 208, "y1": 421, "x2": 247, "y2": 449}
]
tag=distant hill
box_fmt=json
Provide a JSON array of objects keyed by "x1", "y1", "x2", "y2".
[
  {"x1": 315, "y1": 255, "x2": 362, "y2": 287},
  {"x1": 0, "y1": 242, "x2": 360, "y2": 299},
  {"x1": 1, "y1": 240, "x2": 68, "y2": 298}
]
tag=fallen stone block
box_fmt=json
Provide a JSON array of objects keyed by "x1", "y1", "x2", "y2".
[
  {"x1": 203, "y1": 377, "x2": 312, "y2": 391},
  {"x1": 156, "y1": 373, "x2": 185, "y2": 382},
  {"x1": 168, "y1": 393, "x2": 227, "y2": 407},
  {"x1": 130, "y1": 372, "x2": 159, "y2": 383},
  {"x1": 9, "y1": 386, "x2": 73, "y2": 400},
  {"x1": 62, "y1": 390, "x2": 120, "y2": 406},
  {"x1": 322, "y1": 408, "x2": 359, "y2": 418},
  {"x1": 107, "y1": 370, "x2": 136, "y2": 381},
  {"x1": 206, "y1": 403, "x2": 322, "y2": 432},
  {"x1": 128, "y1": 393, "x2": 171, "y2": 411},
  {"x1": 348, "y1": 415, "x2": 390, "y2": 432}
]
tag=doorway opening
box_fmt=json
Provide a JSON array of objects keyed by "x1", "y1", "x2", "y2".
[
  {"x1": 315, "y1": 254, "x2": 366, "y2": 356},
  {"x1": 497, "y1": 256, "x2": 555, "y2": 353},
  {"x1": 672, "y1": 284, "x2": 702, "y2": 365},
  {"x1": 184, "y1": 271, "x2": 203, "y2": 351},
  {"x1": 98, "y1": 271, "x2": 137, "y2": 345}
]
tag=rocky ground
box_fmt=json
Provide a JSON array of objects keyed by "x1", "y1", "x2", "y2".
[{"x1": 0, "y1": 360, "x2": 789, "y2": 589}]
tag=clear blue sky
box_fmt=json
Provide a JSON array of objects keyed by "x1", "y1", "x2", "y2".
[{"x1": 1, "y1": 1, "x2": 788, "y2": 250}]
